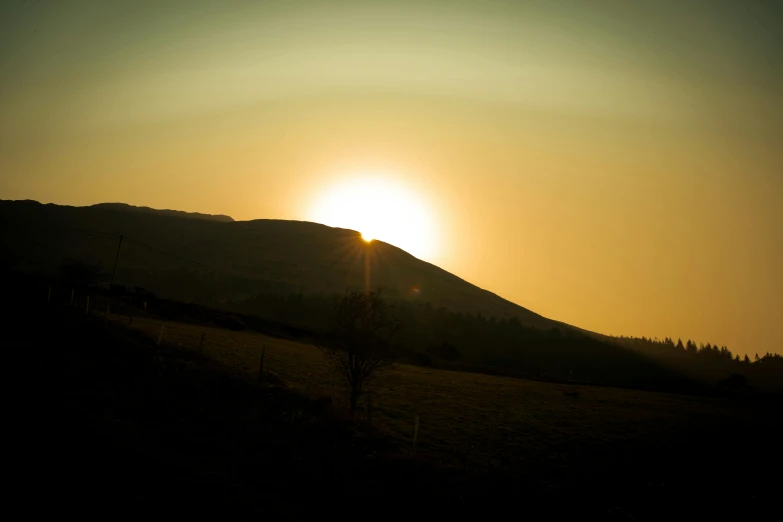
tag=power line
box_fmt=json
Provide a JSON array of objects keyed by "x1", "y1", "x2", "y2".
[
  {"x1": 2, "y1": 218, "x2": 235, "y2": 278},
  {"x1": 109, "y1": 234, "x2": 123, "y2": 288}
]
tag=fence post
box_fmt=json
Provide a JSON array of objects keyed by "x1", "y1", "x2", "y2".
[
  {"x1": 366, "y1": 392, "x2": 373, "y2": 438},
  {"x1": 412, "y1": 414, "x2": 420, "y2": 456},
  {"x1": 157, "y1": 323, "x2": 165, "y2": 347},
  {"x1": 198, "y1": 332, "x2": 205, "y2": 354},
  {"x1": 258, "y1": 345, "x2": 266, "y2": 381},
  {"x1": 487, "y1": 418, "x2": 494, "y2": 473}
]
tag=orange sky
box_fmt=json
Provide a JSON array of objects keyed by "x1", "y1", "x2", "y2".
[{"x1": 1, "y1": 1, "x2": 781, "y2": 356}]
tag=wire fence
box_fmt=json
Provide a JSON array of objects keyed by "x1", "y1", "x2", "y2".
[{"x1": 18, "y1": 267, "x2": 502, "y2": 476}]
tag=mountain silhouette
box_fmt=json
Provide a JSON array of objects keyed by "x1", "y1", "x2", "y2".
[
  {"x1": 83, "y1": 202, "x2": 233, "y2": 222},
  {"x1": 0, "y1": 199, "x2": 559, "y2": 329},
  {"x1": 2, "y1": 199, "x2": 715, "y2": 392}
]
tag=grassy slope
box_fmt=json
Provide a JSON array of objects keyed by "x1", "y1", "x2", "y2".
[
  {"x1": 125, "y1": 316, "x2": 780, "y2": 488},
  {"x1": 20, "y1": 310, "x2": 442, "y2": 518},
  {"x1": 8, "y1": 280, "x2": 780, "y2": 519}
]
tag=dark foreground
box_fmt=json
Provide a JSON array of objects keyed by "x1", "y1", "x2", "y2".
[{"x1": 10, "y1": 300, "x2": 782, "y2": 520}]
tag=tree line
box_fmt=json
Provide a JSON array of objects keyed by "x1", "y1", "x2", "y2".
[
  {"x1": 613, "y1": 334, "x2": 782, "y2": 366},
  {"x1": 44, "y1": 258, "x2": 783, "y2": 394}
]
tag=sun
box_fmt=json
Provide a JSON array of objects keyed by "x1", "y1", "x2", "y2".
[{"x1": 309, "y1": 176, "x2": 436, "y2": 260}]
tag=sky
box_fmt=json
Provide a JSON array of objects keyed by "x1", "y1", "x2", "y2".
[{"x1": 1, "y1": 0, "x2": 781, "y2": 356}]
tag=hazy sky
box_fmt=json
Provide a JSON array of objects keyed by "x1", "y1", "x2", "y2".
[{"x1": 2, "y1": 0, "x2": 781, "y2": 356}]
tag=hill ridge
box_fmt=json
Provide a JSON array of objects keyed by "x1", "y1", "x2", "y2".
[{"x1": 0, "y1": 198, "x2": 558, "y2": 331}]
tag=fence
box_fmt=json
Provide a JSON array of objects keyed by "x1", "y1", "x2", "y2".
[{"x1": 19, "y1": 272, "x2": 504, "y2": 475}]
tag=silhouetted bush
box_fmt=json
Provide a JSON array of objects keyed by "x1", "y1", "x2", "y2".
[
  {"x1": 718, "y1": 373, "x2": 750, "y2": 391},
  {"x1": 214, "y1": 315, "x2": 245, "y2": 331},
  {"x1": 58, "y1": 259, "x2": 108, "y2": 288},
  {"x1": 312, "y1": 394, "x2": 334, "y2": 414},
  {"x1": 261, "y1": 370, "x2": 286, "y2": 387},
  {"x1": 427, "y1": 341, "x2": 460, "y2": 361},
  {"x1": 411, "y1": 352, "x2": 434, "y2": 367},
  {"x1": 109, "y1": 284, "x2": 128, "y2": 296}
]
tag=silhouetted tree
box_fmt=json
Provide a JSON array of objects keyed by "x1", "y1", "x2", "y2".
[
  {"x1": 319, "y1": 288, "x2": 399, "y2": 419},
  {"x1": 676, "y1": 338, "x2": 685, "y2": 351},
  {"x1": 744, "y1": 354, "x2": 751, "y2": 364}
]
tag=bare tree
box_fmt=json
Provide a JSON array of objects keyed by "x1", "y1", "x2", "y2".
[{"x1": 320, "y1": 288, "x2": 399, "y2": 419}]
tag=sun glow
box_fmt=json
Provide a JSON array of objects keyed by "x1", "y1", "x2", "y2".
[{"x1": 309, "y1": 176, "x2": 437, "y2": 260}]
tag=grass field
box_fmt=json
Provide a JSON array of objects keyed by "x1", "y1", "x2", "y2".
[
  {"x1": 121, "y1": 315, "x2": 770, "y2": 490},
  {"x1": 7, "y1": 275, "x2": 780, "y2": 519}
]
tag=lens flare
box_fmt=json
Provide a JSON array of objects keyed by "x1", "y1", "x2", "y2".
[{"x1": 309, "y1": 176, "x2": 436, "y2": 260}]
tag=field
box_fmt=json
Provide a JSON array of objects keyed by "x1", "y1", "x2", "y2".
[
  {"x1": 123, "y1": 315, "x2": 772, "y2": 491},
  {"x1": 7, "y1": 273, "x2": 781, "y2": 519}
]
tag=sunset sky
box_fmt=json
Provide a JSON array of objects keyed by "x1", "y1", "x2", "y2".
[{"x1": 1, "y1": 0, "x2": 781, "y2": 356}]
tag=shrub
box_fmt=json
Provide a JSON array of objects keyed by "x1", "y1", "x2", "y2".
[{"x1": 214, "y1": 315, "x2": 245, "y2": 331}]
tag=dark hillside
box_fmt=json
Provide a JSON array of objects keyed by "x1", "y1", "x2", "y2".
[
  {"x1": 0, "y1": 199, "x2": 549, "y2": 324},
  {"x1": 3, "y1": 200, "x2": 777, "y2": 393},
  {"x1": 6, "y1": 270, "x2": 781, "y2": 520},
  {"x1": 90, "y1": 202, "x2": 235, "y2": 222}
]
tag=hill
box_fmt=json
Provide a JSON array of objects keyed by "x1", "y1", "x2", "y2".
[
  {"x1": 4, "y1": 198, "x2": 776, "y2": 392},
  {"x1": 0, "y1": 199, "x2": 552, "y2": 326},
  {"x1": 89, "y1": 202, "x2": 234, "y2": 222},
  {"x1": 8, "y1": 274, "x2": 782, "y2": 520}
]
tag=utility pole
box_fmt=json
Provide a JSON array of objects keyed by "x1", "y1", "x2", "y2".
[{"x1": 109, "y1": 234, "x2": 123, "y2": 289}]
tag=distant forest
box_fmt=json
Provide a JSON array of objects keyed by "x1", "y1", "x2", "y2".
[
  {"x1": 225, "y1": 288, "x2": 783, "y2": 394},
  {"x1": 614, "y1": 335, "x2": 782, "y2": 367}
]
